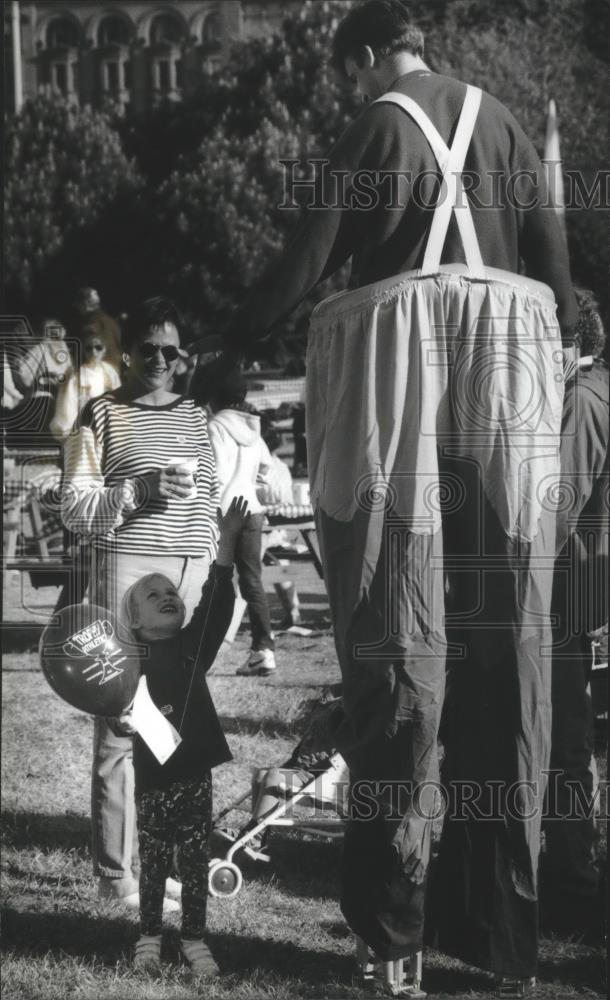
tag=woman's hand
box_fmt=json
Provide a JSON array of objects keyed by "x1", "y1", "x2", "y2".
[{"x1": 142, "y1": 467, "x2": 196, "y2": 502}]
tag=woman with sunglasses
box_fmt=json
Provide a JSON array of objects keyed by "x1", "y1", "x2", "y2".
[{"x1": 61, "y1": 297, "x2": 219, "y2": 909}]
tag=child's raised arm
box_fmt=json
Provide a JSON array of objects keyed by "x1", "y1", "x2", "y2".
[
  {"x1": 216, "y1": 496, "x2": 250, "y2": 566},
  {"x1": 184, "y1": 497, "x2": 250, "y2": 673}
]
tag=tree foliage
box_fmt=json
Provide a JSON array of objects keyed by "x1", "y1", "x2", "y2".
[
  {"x1": 4, "y1": 0, "x2": 608, "y2": 356},
  {"x1": 145, "y1": 1, "x2": 358, "y2": 344},
  {"x1": 4, "y1": 95, "x2": 141, "y2": 315}
]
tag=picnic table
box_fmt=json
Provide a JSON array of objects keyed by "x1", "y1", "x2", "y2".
[{"x1": 263, "y1": 501, "x2": 323, "y2": 579}]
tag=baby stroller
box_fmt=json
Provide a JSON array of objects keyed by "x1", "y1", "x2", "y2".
[
  {"x1": 208, "y1": 694, "x2": 426, "y2": 998},
  {"x1": 208, "y1": 694, "x2": 349, "y2": 899},
  {"x1": 209, "y1": 750, "x2": 348, "y2": 897}
]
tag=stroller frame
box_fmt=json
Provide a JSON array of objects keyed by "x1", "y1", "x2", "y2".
[
  {"x1": 209, "y1": 754, "x2": 426, "y2": 997},
  {"x1": 208, "y1": 753, "x2": 347, "y2": 898}
]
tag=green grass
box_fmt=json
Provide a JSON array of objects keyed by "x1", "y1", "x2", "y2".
[{"x1": 2, "y1": 589, "x2": 606, "y2": 999}]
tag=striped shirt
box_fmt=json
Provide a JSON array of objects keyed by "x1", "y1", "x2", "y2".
[{"x1": 63, "y1": 392, "x2": 218, "y2": 557}]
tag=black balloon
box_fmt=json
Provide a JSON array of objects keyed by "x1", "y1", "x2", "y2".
[{"x1": 40, "y1": 604, "x2": 140, "y2": 717}]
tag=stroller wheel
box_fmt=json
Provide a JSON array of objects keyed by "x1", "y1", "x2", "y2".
[{"x1": 208, "y1": 859, "x2": 243, "y2": 898}]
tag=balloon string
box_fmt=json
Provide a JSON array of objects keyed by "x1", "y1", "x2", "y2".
[{"x1": 177, "y1": 571, "x2": 219, "y2": 736}]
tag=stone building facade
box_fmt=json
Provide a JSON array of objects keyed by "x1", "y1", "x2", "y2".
[{"x1": 5, "y1": 1, "x2": 299, "y2": 113}]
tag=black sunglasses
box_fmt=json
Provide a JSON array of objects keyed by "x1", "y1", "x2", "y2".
[
  {"x1": 137, "y1": 343, "x2": 181, "y2": 362},
  {"x1": 85, "y1": 343, "x2": 105, "y2": 353}
]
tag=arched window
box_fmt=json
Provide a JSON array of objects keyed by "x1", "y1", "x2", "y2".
[
  {"x1": 148, "y1": 12, "x2": 185, "y2": 100},
  {"x1": 98, "y1": 16, "x2": 132, "y2": 48},
  {"x1": 203, "y1": 12, "x2": 222, "y2": 47},
  {"x1": 97, "y1": 17, "x2": 132, "y2": 103},
  {"x1": 150, "y1": 14, "x2": 184, "y2": 46},
  {"x1": 46, "y1": 17, "x2": 80, "y2": 50}
]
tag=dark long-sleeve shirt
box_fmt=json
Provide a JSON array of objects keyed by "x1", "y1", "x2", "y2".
[
  {"x1": 133, "y1": 561, "x2": 234, "y2": 794},
  {"x1": 223, "y1": 70, "x2": 577, "y2": 349}
]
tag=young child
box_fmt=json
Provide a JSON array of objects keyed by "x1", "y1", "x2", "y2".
[
  {"x1": 50, "y1": 327, "x2": 120, "y2": 441},
  {"x1": 119, "y1": 496, "x2": 249, "y2": 979},
  {"x1": 208, "y1": 371, "x2": 277, "y2": 677}
]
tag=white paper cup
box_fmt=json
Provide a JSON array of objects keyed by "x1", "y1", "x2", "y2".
[
  {"x1": 292, "y1": 482, "x2": 310, "y2": 505},
  {"x1": 167, "y1": 457, "x2": 198, "y2": 499}
]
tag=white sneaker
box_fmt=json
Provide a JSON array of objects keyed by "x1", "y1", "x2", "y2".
[
  {"x1": 236, "y1": 649, "x2": 277, "y2": 677},
  {"x1": 98, "y1": 877, "x2": 179, "y2": 913},
  {"x1": 98, "y1": 876, "x2": 139, "y2": 905}
]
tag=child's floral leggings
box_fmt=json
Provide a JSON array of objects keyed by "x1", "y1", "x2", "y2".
[{"x1": 136, "y1": 774, "x2": 212, "y2": 936}]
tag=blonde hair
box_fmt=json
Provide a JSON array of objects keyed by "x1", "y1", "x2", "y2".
[{"x1": 120, "y1": 573, "x2": 179, "y2": 631}]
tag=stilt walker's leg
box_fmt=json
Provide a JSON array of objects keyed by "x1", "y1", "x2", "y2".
[
  {"x1": 408, "y1": 952, "x2": 424, "y2": 996},
  {"x1": 355, "y1": 937, "x2": 426, "y2": 998},
  {"x1": 355, "y1": 935, "x2": 375, "y2": 983},
  {"x1": 382, "y1": 955, "x2": 427, "y2": 997}
]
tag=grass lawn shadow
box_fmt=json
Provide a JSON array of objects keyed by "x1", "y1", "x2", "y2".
[
  {"x1": 416, "y1": 961, "x2": 493, "y2": 996},
  {"x1": 536, "y1": 950, "x2": 606, "y2": 994},
  {"x1": 211, "y1": 929, "x2": 355, "y2": 984},
  {"x1": 421, "y1": 947, "x2": 606, "y2": 997},
  {"x1": 2, "y1": 810, "x2": 90, "y2": 851},
  {"x1": 2, "y1": 905, "x2": 137, "y2": 963}
]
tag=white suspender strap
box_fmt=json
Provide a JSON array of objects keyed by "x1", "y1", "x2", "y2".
[
  {"x1": 374, "y1": 92, "x2": 451, "y2": 173},
  {"x1": 375, "y1": 85, "x2": 484, "y2": 276},
  {"x1": 422, "y1": 85, "x2": 483, "y2": 274}
]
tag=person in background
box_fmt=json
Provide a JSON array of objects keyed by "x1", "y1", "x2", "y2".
[
  {"x1": 2, "y1": 351, "x2": 23, "y2": 413},
  {"x1": 9, "y1": 318, "x2": 72, "y2": 445},
  {"x1": 291, "y1": 403, "x2": 307, "y2": 480},
  {"x1": 51, "y1": 327, "x2": 121, "y2": 611},
  {"x1": 118, "y1": 497, "x2": 249, "y2": 979},
  {"x1": 50, "y1": 328, "x2": 121, "y2": 441},
  {"x1": 69, "y1": 287, "x2": 122, "y2": 375},
  {"x1": 208, "y1": 372, "x2": 277, "y2": 677},
  {"x1": 256, "y1": 415, "x2": 294, "y2": 506},
  {"x1": 256, "y1": 415, "x2": 301, "y2": 628},
  {"x1": 541, "y1": 287, "x2": 608, "y2": 941}
]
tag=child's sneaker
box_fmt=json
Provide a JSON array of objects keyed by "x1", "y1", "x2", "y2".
[
  {"x1": 134, "y1": 934, "x2": 162, "y2": 975},
  {"x1": 181, "y1": 937, "x2": 220, "y2": 979},
  {"x1": 236, "y1": 649, "x2": 276, "y2": 677}
]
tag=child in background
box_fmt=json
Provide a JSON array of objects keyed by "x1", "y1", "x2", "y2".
[
  {"x1": 50, "y1": 328, "x2": 120, "y2": 441},
  {"x1": 256, "y1": 414, "x2": 294, "y2": 506},
  {"x1": 118, "y1": 497, "x2": 249, "y2": 979},
  {"x1": 208, "y1": 372, "x2": 277, "y2": 677}
]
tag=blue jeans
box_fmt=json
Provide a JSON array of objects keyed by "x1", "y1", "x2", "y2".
[
  {"x1": 235, "y1": 513, "x2": 274, "y2": 652},
  {"x1": 90, "y1": 548, "x2": 210, "y2": 878}
]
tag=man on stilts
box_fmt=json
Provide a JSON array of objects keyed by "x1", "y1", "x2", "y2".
[{"x1": 216, "y1": 2, "x2": 577, "y2": 994}]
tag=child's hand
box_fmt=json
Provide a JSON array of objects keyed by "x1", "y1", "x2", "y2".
[
  {"x1": 108, "y1": 710, "x2": 136, "y2": 737},
  {"x1": 216, "y1": 497, "x2": 249, "y2": 566},
  {"x1": 218, "y1": 496, "x2": 250, "y2": 536}
]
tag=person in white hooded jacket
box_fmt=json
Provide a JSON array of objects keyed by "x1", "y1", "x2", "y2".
[{"x1": 208, "y1": 373, "x2": 277, "y2": 676}]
